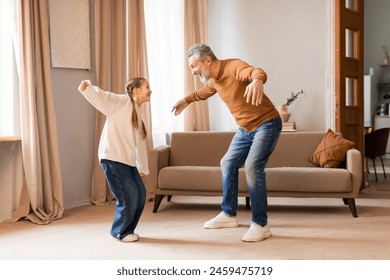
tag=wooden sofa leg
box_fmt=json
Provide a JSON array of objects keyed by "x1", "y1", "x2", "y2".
[
  {"x1": 245, "y1": 197, "x2": 250, "y2": 209},
  {"x1": 167, "y1": 195, "x2": 172, "y2": 202},
  {"x1": 153, "y1": 195, "x2": 165, "y2": 213},
  {"x1": 343, "y1": 198, "x2": 358, "y2": 218}
]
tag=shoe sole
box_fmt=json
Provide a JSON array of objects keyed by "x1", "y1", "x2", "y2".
[
  {"x1": 242, "y1": 231, "x2": 272, "y2": 242},
  {"x1": 204, "y1": 222, "x2": 239, "y2": 229},
  {"x1": 120, "y1": 236, "x2": 139, "y2": 242},
  {"x1": 111, "y1": 234, "x2": 139, "y2": 242}
]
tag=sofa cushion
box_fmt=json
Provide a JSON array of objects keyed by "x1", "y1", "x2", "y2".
[
  {"x1": 158, "y1": 166, "x2": 352, "y2": 193},
  {"x1": 169, "y1": 132, "x2": 235, "y2": 166},
  {"x1": 309, "y1": 129, "x2": 355, "y2": 168},
  {"x1": 264, "y1": 167, "x2": 352, "y2": 192},
  {"x1": 158, "y1": 166, "x2": 247, "y2": 194},
  {"x1": 158, "y1": 166, "x2": 247, "y2": 192},
  {"x1": 267, "y1": 132, "x2": 326, "y2": 168}
]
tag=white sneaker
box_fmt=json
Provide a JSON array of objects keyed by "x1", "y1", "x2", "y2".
[
  {"x1": 242, "y1": 223, "x2": 272, "y2": 242},
  {"x1": 203, "y1": 212, "x2": 239, "y2": 229},
  {"x1": 119, "y1": 233, "x2": 139, "y2": 242}
]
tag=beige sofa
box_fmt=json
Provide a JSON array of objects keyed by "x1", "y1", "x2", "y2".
[{"x1": 145, "y1": 131, "x2": 362, "y2": 217}]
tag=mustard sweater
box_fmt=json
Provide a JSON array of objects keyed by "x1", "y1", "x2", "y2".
[{"x1": 185, "y1": 59, "x2": 280, "y2": 132}]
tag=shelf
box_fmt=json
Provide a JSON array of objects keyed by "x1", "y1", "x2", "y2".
[{"x1": 0, "y1": 136, "x2": 21, "y2": 142}]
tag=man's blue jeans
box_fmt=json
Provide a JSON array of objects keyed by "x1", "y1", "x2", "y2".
[
  {"x1": 220, "y1": 117, "x2": 282, "y2": 226},
  {"x1": 100, "y1": 159, "x2": 146, "y2": 240}
]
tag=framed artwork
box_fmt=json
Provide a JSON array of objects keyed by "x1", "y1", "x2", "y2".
[{"x1": 49, "y1": 0, "x2": 91, "y2": 69}]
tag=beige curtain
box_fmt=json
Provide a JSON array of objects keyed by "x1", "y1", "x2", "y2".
[
  {"x1": 184, "y1": 0, "x2": 209, "y2": 131},
  {"x1": 10, "y1": 0, "x2": 64, "y2": 224},
  {"x1": 127, "y1": 0, "x2": 152, "y2": 152},
  {"x1": 91, "y1": 0, "x2": 125, "y2": 205},
  {"x1": 92, "y1": 0, "x2": 152, "y2": 205}
]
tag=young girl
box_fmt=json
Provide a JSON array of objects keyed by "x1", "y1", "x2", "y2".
[{"x1": 78, "y1": 78, "x2": 152, "y2": 242}]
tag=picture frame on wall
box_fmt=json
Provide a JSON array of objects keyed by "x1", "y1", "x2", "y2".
[{"x1": 48, "y1": 0, "x2": 91, "y2": 70}]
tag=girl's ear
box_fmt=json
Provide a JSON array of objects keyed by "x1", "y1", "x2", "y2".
[{"x1": 132, "y1": 87, "x2": 140, "y2": 96}]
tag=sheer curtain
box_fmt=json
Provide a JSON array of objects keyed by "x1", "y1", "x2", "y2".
[
  {"x1": 144, "y1": 0, "x2": 185, "y2": 146},
  {"x1": 0, "y1": 0, "x2": 20, "y2": 136},
  {"x1": 0, "y1": 0, "x2": 22, "y2": 221},
  {"x1": 144, "y1": 0, "x2": 209, "y2": 145}
]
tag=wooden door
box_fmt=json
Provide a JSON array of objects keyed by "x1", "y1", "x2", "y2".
[{"x1": 335, "y1": 0, "x2": 364, "y2": 154}]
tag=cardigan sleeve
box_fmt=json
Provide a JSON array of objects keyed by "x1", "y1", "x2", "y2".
[
  {"x1": 80, "y1": 86, "x2": 125, "y2": 116},
  {"x1": 136, "y1": 139, "x2": 149, "y2": 175}
]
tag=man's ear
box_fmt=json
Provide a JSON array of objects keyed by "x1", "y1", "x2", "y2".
[{"x1": 204, "y1": 56, "x2": 212, "y2": 64}]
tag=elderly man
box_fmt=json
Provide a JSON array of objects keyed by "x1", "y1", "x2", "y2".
[{"x1": 172, "y1": 44, "x2": 281, "y2": 242}]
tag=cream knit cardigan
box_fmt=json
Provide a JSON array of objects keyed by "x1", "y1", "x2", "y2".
[{"x1": 80, "y1": 85, "x2": 149, "y2": 175}]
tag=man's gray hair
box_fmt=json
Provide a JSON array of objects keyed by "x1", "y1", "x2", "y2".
[{"x1": 185, "y1": 44, "x2": 217, "y2": 61}]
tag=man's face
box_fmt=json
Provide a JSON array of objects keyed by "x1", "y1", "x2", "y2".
[{"x1": 188, "y1": 55, "x2": 210, "y2": 85}]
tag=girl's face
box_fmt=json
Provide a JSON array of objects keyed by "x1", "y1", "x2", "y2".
[{"x1": 133, "y1": 80, "x2": 152, "y2": 105}]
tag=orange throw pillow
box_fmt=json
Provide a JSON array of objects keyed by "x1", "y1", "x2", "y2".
[{"x1": 310, "y1": 129, "x2": 355, "y2": 168}]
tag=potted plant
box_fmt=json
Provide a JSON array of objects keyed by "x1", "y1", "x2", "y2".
[{"x1": 277, "y1": 89, "x2": 305, "y2": 122}]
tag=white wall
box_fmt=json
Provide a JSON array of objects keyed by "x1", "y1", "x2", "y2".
[{"x1": 208, "y1": 0, "x2": 327, "y2": 132}]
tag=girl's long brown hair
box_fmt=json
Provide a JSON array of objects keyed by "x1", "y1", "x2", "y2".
[{"x1": 125, "y1": 77, "x2": 147, "y2": 139}]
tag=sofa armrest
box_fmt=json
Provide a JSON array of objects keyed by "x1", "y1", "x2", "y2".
[
  {"x1": 143, "y1": 145, "x2": 170, "y2": 194},
  {"x1": 346, "y1": 148, "x2": 362, "y2": 197}
]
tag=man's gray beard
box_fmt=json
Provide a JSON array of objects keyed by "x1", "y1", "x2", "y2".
[
  {"x1": 199, "y1": 75, "x2": 209, "y2": 85},
  {"x1": 199, "y1": 70, "x2": 210, "y2": 85}
]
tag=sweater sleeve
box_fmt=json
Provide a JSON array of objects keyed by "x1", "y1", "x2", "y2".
[
  {"x1": 228, "y1": 59, "x2": 267, "y2": 84},
  {"x1": 80, "y1": 85, "x2": 124, "y2": 116},
  {"x1": 184, "y1": 84, "x2": 217, "y2": 104}
]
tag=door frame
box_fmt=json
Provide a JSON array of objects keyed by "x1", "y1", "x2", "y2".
[{"x1": 327, "y1": 0, "x2": 364, "y2": 154}]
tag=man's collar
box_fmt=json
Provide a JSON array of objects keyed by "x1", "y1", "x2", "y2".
[{"x1": 209, "y1": 59, "x2": 222, "y2": 80}]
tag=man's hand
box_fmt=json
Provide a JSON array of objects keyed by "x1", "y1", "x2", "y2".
[
  {"x1": 171, "y1": 99, "x2": 189, "y2": 116},
  {"x1": 243, "y1": 79, "x2": 264, "y2": 106},
  {"x1": 78, "y1": 80, "x2": 91, "y2": 92}
]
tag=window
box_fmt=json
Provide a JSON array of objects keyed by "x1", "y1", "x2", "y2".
[
  {"x1": 0, "y1": 0, "x2": 20, "y2": 136},
  {"x1": 144, "y1": 0, "x2": 185, "y2": 147}
]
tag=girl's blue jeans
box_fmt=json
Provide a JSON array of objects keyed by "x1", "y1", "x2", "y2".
[
  {"x1": 100, "y1": 159, "x2": 146, "y2": 240},
  {"x1": 220, "y1": 117, "x2": 282, "y2": 226}
]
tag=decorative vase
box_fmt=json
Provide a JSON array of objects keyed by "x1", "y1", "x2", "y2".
[{"x1": 277, "y1": 105, "x2": 291, "y2": 123}]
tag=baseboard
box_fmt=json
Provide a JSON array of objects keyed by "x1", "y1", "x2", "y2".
[{"x1": 64, "y1": 200, "x2": 92, "y2": 209}]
